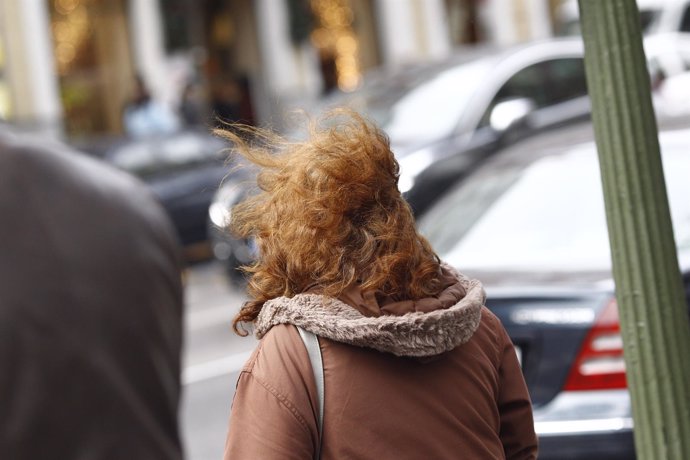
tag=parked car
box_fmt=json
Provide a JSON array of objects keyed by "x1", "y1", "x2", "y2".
[
  {"x1": 417, "y1": 121, "x2": 690, "y2": 459},
  {"x1": 556, "y1": 0, "x2": 690, "y2": 36},
  {"x1": 404, "y1": 32, "x2": 690, "y2": 216},
  {"x1": 330, "y1": 37, "x2": 594, "y2": 196},
  {"x1": 104, "y1": 130, "x2": 229, "y2": 258}
]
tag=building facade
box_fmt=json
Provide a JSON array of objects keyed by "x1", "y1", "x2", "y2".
[{"x1": 0, "y1": 0, "x2": 560, "y2": 140}]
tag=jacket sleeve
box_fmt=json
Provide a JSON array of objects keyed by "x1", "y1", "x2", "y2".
[
  {"x1": 224, "y1": 370, "x2": 316, "y2": 460},
  {"x1": 496, "y1": 325, "x2": 539, "y2": 460},
  {"x1": 224, "y1": 326, "x2": 321, "y2": 460}
]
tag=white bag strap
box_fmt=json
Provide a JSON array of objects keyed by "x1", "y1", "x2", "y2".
[{"x1": 297, "y1": 326, "x2": 324, "y2": 460}]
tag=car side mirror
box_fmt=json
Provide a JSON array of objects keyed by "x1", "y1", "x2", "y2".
[{"x1": 489, "y1": 98, "x2": 536, "y2": 133}]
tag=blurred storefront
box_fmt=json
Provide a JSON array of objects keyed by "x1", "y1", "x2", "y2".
[
  {"x1": 0, "y1": 0, "x2": 63, "y2": 137},
  {"x1": 157, "y1": 0, "x2": 262, "y2": 127},
  {"x1": 255, "y1": 0, "x2": 453, "y2": 129},
  {"x1": 0, "y1": 0, "x2": 565, "y2": 140},
  {"x1": 481, "y1": 0, "x2": 554, "y2": 44},
  {"x1": 49, "y1": 0, "x2": 135, "y2": 139},
  {"x1": 308, "y1": 0, "x2": 380, "y2": 94},
  {"x1": 0, "y1": 33, "x2": 10, "y2": 120},
  {"x1": 446, "y1": 0, "x2": 484, "y2": 45}
]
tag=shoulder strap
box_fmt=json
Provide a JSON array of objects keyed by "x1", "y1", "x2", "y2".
[{"x1": 297, "y1": 326, "x2": 324, "y2": 460}]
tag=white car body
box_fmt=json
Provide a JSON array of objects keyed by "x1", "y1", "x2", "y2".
[{"x1": 557, "y1": 0, "x2": 690, "y2": 36}]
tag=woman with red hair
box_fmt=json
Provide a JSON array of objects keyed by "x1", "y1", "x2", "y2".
[{"x1": 221, "y1": 112, "x2": 537, "y2": 459}]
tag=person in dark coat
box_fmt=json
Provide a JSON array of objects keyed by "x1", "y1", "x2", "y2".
[{"x1": 0, "y1": 128, "x2": 184, "y2": 459}]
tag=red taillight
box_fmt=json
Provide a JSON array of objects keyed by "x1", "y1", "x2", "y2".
[{"x1": 563, "y1": 299, "x2": 627, "y2": 391}]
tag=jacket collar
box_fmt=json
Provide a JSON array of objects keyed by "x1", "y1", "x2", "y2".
[{"x1": 254, "y1": 267, "x2": 485, "y2": 357}]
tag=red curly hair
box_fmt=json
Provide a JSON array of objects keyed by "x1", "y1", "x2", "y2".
[{"x1": 217, "y1": 111, "x2": 445, "y2": 335}]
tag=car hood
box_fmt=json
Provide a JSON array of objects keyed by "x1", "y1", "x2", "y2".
[
  {"x1": 459, "y1": 268, "x2": 615, "y2": 293},
  {"x1": 463, "y1": 254, "x2": 690, "y2": 294}
]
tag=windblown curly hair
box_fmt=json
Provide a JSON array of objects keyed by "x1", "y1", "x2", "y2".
[{"x1": 217, "y1": 111, "x2": 445, "y2": 335}]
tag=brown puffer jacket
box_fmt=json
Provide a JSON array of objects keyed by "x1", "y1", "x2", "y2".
[{"x1": 225, "y1": 267, "x2": 537, "y2": 459}]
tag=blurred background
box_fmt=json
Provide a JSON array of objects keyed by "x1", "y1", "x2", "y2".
[
  {"x1": 0, "y1": 0, "x2": 566, "y2": 140},
  {"x1": 3, "y1": 1, "x2": 690, "y2": 459}
]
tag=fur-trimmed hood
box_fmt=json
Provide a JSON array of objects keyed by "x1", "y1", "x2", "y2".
[{"x1": 254, "y1": 267, "x2": 485, "y2": 357}]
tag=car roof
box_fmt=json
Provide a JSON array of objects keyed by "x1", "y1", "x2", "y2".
[
  {"x1": 326, "y1": 31, "x2": 690, "y2": 103},
  {"x1": 421, "y1": 37, "x2": 585, "y2": 71},
  {"x1": 468, "y1": 115, "x2": 690, "y2": 175},
  {"x1": 322, "y1": 37, "x2": 586, "y2": 99}
]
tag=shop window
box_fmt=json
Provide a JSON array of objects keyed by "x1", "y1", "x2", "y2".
[
  {"x1": 445, "y1": 0, "x2": 482, "y2": 45},
  {"x1": 49, "y1": 0, "x2": 134, "y2": 139},
  {"x1": 159, "y1": 0, "x2": 193, "y2": 52},
  {"x1": 202, "y1": 0, "x2": 258, "y2": 126},
  {"x1": 310, "y1": 0, "x2": 368, "y2": 93}
]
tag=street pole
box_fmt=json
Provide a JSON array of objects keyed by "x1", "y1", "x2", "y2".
[{"x1": 578, "y1": 1, "x2": 690, "y2": 458}]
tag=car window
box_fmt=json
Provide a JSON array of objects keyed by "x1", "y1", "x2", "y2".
[
  {"x1": 681, "y1": 6, "x2": 690, "y2": 32},
  {"x1": 496, "y1": 61, "x2": 549, "y2": 106},
  {"x1": 547, "y1": 58, "x2": 588, "y2": 103},
  {"x1": 382, "y1": 59, "x2": 494, "y2": 146},
  {"x1": 419, "y1": 133, "x2": 690, "y2": 271},
  {"x1": 479, "y1": 58, "x2": 587, "y2": 128}
]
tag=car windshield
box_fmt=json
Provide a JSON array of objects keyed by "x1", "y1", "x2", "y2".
[
  {"x1": 288, "y1": 64, "x2": 436, "y2": 141},
  {"x1": 310, "y1": 55, "x2": 495, "y2": 147},
  {"x1": 419, "y1": 132, "x2": 690, "y2": 272},
  {"x1": 317, "y1": 65, "x2": 436, "y2": 125},
  {"x1": 382, "y1": 59, "x2": 494, "y2": 146}
]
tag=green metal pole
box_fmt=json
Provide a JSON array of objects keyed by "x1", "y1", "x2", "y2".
[{"x1": 578, "y1": 1, "x2": 690, "y2": 458}]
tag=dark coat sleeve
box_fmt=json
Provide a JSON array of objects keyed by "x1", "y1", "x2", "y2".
[
  {"x1": 496, "y1": 325, "x2": 539, "y2": 459},
  {"x1": 0, "y1": 134, "x2": 184, "y2": 459}
]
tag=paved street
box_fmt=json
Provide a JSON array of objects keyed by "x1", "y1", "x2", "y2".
[{"x1": 181, "y1": 261, "x2": 257, "y2": 460}]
